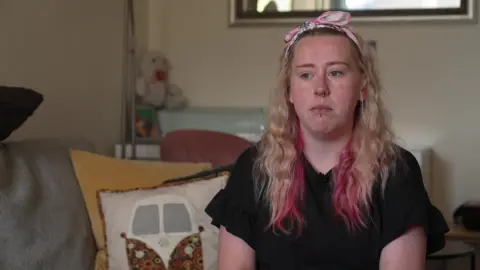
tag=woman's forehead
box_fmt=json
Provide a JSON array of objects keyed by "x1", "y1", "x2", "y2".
[{"x1": 292, "y1": 35, "x2": 356, "y2": 64}]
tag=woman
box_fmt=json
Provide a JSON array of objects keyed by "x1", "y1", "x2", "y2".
[{"x1": 205, "y1": 11, "x2": 449, "y2": 270}]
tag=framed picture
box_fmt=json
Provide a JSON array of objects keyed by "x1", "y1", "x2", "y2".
[{"x1": 228, "y1": 0, "x2": 475, "y2": 26}]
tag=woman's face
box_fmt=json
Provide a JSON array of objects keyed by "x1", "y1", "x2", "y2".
[{"x1": 289, "y1": 34, "x2": 363, "y2": 140}]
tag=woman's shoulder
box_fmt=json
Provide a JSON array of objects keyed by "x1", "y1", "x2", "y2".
[
  {"x1": 232, "y1": 144, "x2": 259, "y2": 170},
  {"x1": 388, "y1": 144, "x2": 424, "y2": 188},
  {"x1": 378, "y1": 144, "x2": 449, "y2": 254},
  {"x1": 393, "y1": 143, "x2": 420, "y2": 166},
  {"x1": 225, "y1": 145, "x2": 263, "y2": 194},
  {"x1": 204, "y1": 146, "x2": 262, "y2": 249}
]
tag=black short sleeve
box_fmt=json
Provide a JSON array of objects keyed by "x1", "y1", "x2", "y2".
[
  {"x1": 205, "y1": 146, "x2": 259, "y2": 249},
  {"x1": 381, "y1": 148, "x2": 449, "y2": 255}
]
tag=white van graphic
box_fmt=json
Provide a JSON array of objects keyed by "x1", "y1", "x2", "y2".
[{"x1": 120, "y1": 194, "x2": 204, "y2": 269}]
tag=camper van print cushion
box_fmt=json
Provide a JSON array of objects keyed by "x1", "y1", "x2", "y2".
[{"x1": 98, "y1": 174, "x2": 228, "y2": 270}]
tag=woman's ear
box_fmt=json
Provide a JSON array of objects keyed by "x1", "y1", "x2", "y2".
[
  {"x1": 360, "y1": 87, "x2": 367, "y2": 101},
  {"x1": 360, "y1": 78, "x2": 367, "y2": 101},
  {"x1": 288, "y1": 86, "x2": 294, "y2": 103}
]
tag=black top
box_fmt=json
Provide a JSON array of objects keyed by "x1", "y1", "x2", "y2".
[{"x1": 205, "y1": 145, "x2": 450, "y2": 270}]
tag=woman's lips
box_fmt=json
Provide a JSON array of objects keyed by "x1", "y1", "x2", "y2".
[{"x1": 311, "y1": 104, "x2": 332, "y2": 113}]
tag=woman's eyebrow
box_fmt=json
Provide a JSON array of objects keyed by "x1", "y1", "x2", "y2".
[{"x1": 294, "y1": 61, "x2": 349, "y2": 68}]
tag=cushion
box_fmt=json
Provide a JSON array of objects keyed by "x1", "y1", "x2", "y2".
[
  {"x1": 98, "y1": 167, "x2": 231, "y2": 270},
  {"x1": 0, "y1": 139, "x2": 96, "y2": 270},
  {"x1": 0, "y1": 86, "x2": 44, "y2": 141},
  {"x1": 94, "y1": 250, "x2": 107, "y2": 270},
  {"x1": 160, "y1": 129, "x2": 253, "y2": 167},
  {"x1": 70, "y1": 150, "x2": 212, "y2": 250}
]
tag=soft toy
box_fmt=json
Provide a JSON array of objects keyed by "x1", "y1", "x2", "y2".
[
  {"x1": 136, "y1": 50, "x2": 169, "y2": 107},
  {"x1": 136, "y1": 50, "x2": 189, "y2": 110},
  {"x1": 164, "y1": 84, "x2": 189, "y2": 110}
]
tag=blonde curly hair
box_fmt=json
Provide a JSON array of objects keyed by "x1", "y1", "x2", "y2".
[{"x1": 254, "y1": 27, "x2": 399, "y2": 234}]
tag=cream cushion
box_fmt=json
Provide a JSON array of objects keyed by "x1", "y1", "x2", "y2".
[{"x1": 70, "y1": 150, "x2": 212, "y2": 249}]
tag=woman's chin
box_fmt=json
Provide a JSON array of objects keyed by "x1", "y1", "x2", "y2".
[
  {"x1": 304, "y1": 122, "x2": 348, "y2": 140},
  {"x1": 309, "y1": 119, "x2": 336, "y2": 134},
  {"x1": 307, "y1": 125, "x2": 336, "y2": 138}
]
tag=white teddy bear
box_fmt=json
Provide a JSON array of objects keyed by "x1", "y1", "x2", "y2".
[
  {"x1": 136, "y1": 50, "x2": 168, "y2": 107},
  {"x1": 164, "y1": 83, "x2": 189, "y2": 110},
  {"x1": 136, "y1": 50, "x2": 188, "y2": 109}
]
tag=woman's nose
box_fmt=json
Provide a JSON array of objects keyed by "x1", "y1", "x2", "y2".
[
  {"x1": 313, "y1": 75, "x2": 329, "y2": 96},
  {"x1": 313, "y1": 87, "x2": 330, "y2": 97},
  {"x1": 316, "y1": 73, "x2": 328, "y2": 89}
]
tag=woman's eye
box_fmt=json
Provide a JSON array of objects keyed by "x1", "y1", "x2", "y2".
[
  {"x1": 300, "y1": 73, "x2": 313, "y2": 79},
  {"x1": 329, "y1": 71, "x2": 344, "y2": 77}
]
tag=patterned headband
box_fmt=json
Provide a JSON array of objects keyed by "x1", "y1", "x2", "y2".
[{"x1": 284, "y1": 11, "x2": 362, "y2": 57}]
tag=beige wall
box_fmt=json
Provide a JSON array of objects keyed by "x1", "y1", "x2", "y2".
[
  {"x1": 148, "y1": 0, "x2": 480, "y2": 218},
  {"x1": 0, "y1": 0, "x2": 148, "y2": 154},
  {"x1": 2, "y1": 0, "x2": 479, "y2": 219}
]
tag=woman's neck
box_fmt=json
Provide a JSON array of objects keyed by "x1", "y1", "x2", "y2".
[{"x1": 301, "y1": 128, "x2": 352, "y2": 174}]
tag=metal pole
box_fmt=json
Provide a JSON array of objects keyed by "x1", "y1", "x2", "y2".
[
  {"x1": 120, "y1": 0, "x2": 130, "y2": 159},
  {"x1": 128, "y1": 0, "x2": 137, "y2": 160}
]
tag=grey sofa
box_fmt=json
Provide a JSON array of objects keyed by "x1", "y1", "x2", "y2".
[{"x1": 0, "y1": 138, "x2": 97, "y2": 270}]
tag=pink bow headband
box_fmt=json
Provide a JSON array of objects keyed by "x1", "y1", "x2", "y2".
[{"x1": 284, "y1": 11, "x2": 362, "y2": 56}]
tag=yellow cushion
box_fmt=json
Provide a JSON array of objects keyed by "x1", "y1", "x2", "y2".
[
  {"x1": 70, "y1": 150, "x2": 212, "y2": 250},
  {"x1": 94, "y1": 249, "x2": 107, "y2": 270}
]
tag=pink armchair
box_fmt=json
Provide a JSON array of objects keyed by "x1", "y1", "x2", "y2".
[{"x1": 160, "y1": 129, "x2": 254, "y2": 167}]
